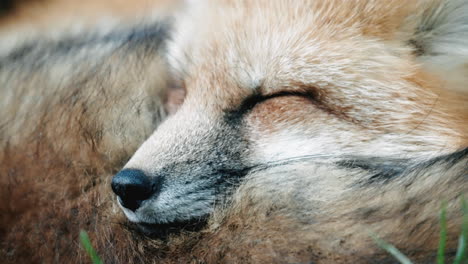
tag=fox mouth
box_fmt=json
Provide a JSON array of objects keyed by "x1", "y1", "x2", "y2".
[
  {"x1": 116, "y1": 196, "x2": 208, "y2": 237},
  {"x1": 136, "y1": 219, "x2": 207, "y2": 238},
  {"x1": 119, "y1": 213, "x2": 208, "y2": 238}
]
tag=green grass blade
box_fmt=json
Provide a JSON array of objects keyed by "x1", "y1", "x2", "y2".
[
  {"x1": 371, "y1": 233, "x2": 414, "y2": 264},
  {"x1": 79, "y1": 230, "x2": 104, "y2": 264},
  {"x1": 437, "y1": 201, "x2": 447, "y2": 264},
  {"x1": 454, "y1": 197, "x2": 468, "y2": 264}
]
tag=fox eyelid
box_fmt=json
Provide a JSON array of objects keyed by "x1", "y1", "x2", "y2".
[
  {"x1": 228, "y1": 89, "x2": 317, "y2": 119},
  {"x1": 249, "y1": 89, "x2": 318, "y2": 108},
  {"x1": 261, "y1": 90, "x2": 317, "y2": 102}
]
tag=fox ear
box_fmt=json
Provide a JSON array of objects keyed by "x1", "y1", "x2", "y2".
[{"x1": 408, "y1": 0, "x2": 468, "y2": 92}]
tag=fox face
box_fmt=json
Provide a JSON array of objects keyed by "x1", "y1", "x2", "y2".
[{"x1": 111, "y1": 0, "x2": 468, "y2": 227}]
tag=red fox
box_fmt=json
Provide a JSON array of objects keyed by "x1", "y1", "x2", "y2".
[{"x1": 1, "y1": 0, "x2": 467, "y2": 263}]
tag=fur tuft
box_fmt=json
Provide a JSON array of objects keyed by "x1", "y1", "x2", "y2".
[{"x1": 409, "y1": 0, "x2": 468, "y2": 92}]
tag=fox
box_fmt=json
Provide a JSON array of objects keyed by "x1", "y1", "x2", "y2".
[{"x1": 1, "y1": 0, "x2": 468, "y2": 263}]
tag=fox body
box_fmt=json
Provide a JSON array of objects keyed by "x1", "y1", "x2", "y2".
[{"x1": 1, "y1": 0, "x2": 468, "y2": 263}]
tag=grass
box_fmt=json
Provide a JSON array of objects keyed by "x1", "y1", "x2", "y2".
[
  {"x1": 438, "y1": 201, "x2": 448, "y2": 264},
  {"x1": 453, "y1": 198, "x2": 468, "y2": 264},
  {"x1": 79, "y1": 230, "x2": 104, "y2": 264},
  {"x1": 372, "y1": 234, "x2": 413, "y2": 264},
  {"x1": 372, "y1": 198, "x2": 468, "y2": 264}
]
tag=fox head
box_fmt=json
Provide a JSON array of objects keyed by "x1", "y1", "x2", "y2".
[{"x1": 111, "y1": 0, "x2": 468, "y2": 226}]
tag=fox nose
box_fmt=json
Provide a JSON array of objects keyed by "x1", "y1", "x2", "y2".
[{"x1": 111, "y1": 169, "x2": 154, "y2": 211}]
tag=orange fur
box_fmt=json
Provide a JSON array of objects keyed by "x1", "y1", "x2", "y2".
[{"x1": 1, "y1": 1, "x2": 467, "y2": 263}]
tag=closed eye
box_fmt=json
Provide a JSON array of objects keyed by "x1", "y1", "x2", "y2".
[{"x1": 235, "y1": 89, "x2": 320, "y2": 115}]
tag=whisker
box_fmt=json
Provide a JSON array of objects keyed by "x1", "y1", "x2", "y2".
[{"x1": 248, "y1": 154, "x2": 338, "y2": 173}]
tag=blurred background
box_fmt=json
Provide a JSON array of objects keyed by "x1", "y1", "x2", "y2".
[{"x1": 0, "y1": 0, "x2": 176, "y2": 30}]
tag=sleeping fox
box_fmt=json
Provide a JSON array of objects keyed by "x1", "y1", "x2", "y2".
[{"x1": 1, "y1": 0, "x2": 467, "y2": 263}]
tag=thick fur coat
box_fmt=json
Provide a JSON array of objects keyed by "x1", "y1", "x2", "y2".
[{"x1": 1, "y1": 0, "x2": 467, "y2": 263}]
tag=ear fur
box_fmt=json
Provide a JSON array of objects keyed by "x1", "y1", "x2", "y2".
[{"x1": 409, "y1": 0, "x2": 468, "y2": 92}]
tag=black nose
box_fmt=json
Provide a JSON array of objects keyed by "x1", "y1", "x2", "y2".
[{"x1": 111, "y1": 169, "x2": 154, "y2": 211}]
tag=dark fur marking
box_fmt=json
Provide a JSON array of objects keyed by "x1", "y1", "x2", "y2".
[
  {"x1": 343, "y1": 148, "x2": 468, "y2": 186},
  {"x1": 407, "y1": 39, "x2": 426, "y2": 57},
  {"x1": 419, "y1": 147, "x2": 468, "y2": 169},
  {"x1": 0, "y1": 0, "x2": 14, "y2": 14},
  {"x1": 222, "y1": 92, "x2": 263, "y2": 124},
  {"x1": 0, "y1": 21, "x2": 170, "y2": 69},
  {"x1": 338, "y1": 158, "x2": 410, "y2": 185}
]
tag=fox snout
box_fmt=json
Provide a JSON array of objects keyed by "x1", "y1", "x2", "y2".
[
  {"x1": 110, "y1": 107, "x2": 252, "y2": 225},
  {"x1": 111, "y1": 169, "x2": 159, "y2": 211}
]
